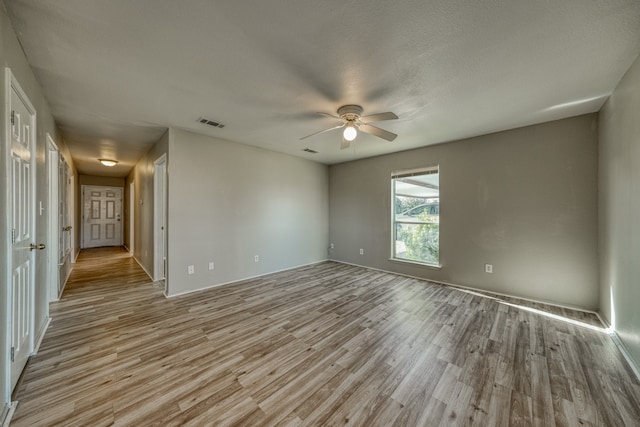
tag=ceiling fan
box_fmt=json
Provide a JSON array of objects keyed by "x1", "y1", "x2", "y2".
[{"x1": 300, "y1": 105, "x2": 398, "y2": 149}]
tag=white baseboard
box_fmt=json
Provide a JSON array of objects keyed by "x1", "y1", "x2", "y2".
[
  {"x1": 33, "y1": 317, "x2": 51, "y2": 355},
  {"x1": 331, "y1": 259, "x2": 597, "y2": 314},
  {"x1": 595, "y1": 313, "x2": 640, "y2": 382},
  {"x1": 61, "y1": 262, "x2": 72, "y2": 294},
  {"x1": 1, "y1": 402, "x2": 17, "y2": 427},
  {"x1": 133, "y1": 255, "x2": 153, "y2": 281},
  {"x1": 165, "y1": 259, "x2": 329, "y2": 298},
  {"x1": 58, "y1": 268, "x2": 70, "y2": 298}
]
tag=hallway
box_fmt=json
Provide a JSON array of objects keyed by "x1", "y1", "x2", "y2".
[{"x1": 11, "y1": 247, "x2": 163, "y2": 425}]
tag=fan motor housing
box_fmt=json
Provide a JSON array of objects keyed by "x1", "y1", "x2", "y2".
[{"x1": 338, "y1": 105, "x2": 363, "y2": 121}]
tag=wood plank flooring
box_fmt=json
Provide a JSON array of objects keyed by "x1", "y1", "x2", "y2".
[{"x1": 11, "y1": 247, "x2": 640, "y2": 426}]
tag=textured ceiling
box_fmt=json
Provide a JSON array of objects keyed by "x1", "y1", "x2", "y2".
[{"x1": 5, "y1": 0, "x2": 640, "y2": 177}]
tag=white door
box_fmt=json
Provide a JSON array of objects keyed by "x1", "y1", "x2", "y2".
[
  {"x1": 82, "y1": 186, "x2": 123, "y2": 248},
  {"x1": 154, "y1": 155, "x2": 167, "y2": 281},
  {"x1": 58, "y1": 159, "x2": 72, "y2": 288},
  {"x1": 68, "y1": 175, "x2": 75, "y2": 262},
  {"x1": 129, "y1": 181, "x2": 135, "y2": 255},
  {"x1": 47, "y1": 137, "x2": 60, "y2": 301},
  {"x1": 9, "y1": 77, "x2": 37, "y2": 393}
]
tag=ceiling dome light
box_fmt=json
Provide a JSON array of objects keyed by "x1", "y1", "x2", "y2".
[
  {"x1": 343, "y1": 125, "x2": 357, "y2": 142},
  {"x1": 99, "y1": 159, "x2": 118, "y2": 167}
]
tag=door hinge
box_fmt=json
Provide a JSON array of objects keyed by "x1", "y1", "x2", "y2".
[
  {"x1": 11, "y1": 228, "x2": 16, "y2": 243},
  {"x1": 10, "y1": 346, "x2": 15, "y2": 362},
  {"x1": 11, "y1": 110, "x2": 15, "y2": 125}
]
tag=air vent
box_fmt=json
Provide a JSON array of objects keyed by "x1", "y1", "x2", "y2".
[
  {"x1": 197, "y1": 117, "x2": 225, "y2": 128},
  {"x1": 302, "y1": 148, "x2": 318, "y2": 154}
]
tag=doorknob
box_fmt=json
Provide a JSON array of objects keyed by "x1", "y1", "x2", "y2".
[{"x1": 29, "y1": 243, "x2": 46, "y2": 251}]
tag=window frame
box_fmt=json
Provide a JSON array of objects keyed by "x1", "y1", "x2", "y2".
[{"x1": 390, "y1": 166, "x2": 441, "y2": 268}]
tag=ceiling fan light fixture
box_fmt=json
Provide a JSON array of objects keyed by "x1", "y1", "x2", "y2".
[
  {"x1": 299, "y1": 104, "x2": 398, "y2": 146},
  {"x1": 99, "y1": 158, "x2": 118, "y2": 167},
  {"x1": 343, "y1": 125, "x2": 357, "y2": 141}
]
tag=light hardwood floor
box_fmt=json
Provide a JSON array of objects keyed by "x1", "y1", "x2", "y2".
[{"x1": 11, "y1": 247, "x2": 640, "y2": 426}]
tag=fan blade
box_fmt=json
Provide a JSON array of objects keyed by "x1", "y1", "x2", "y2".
[
  {"x1": 361, "y1": 112, "x2": 398, "y2": 123},
  {"x1": 300, "y1": 123, "x2": 345, "y2": 140},
  {"x1": 340, "y1": 136, "x2": 351, "y2": 150},
  {"x1": 359, "y1": 123, "x2": 397, "y2": 141},
  {"x1": 317, "y1": 112, "x2": 341, "y2": 120}
]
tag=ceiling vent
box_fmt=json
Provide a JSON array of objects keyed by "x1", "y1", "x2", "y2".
[
  {"x1": 302, "y1": 148, "x2": 318, "y2": 154},
  {"x1": 197, "y1": 117, "x2": 225, "y2": 128}
]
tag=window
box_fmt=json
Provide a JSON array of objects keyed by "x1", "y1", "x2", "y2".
[{"x1": 391, "y1": 167, "x2": 440, "y2": 266}]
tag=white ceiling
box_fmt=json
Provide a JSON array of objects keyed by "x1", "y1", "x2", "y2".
[{"x1": 5, "y1": 0, "x2": 640, "y2": 177}]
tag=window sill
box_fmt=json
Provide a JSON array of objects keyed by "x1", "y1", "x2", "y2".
[{"x1": 388, "y1": 258, "x2": 442, "y2": 270}]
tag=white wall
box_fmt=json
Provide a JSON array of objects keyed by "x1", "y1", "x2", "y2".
[
  {"x1": 599, "y1": 53, "x2": 640, "y2": 370},
  {"x1": 166, "y1": 128, "x2": 328, "y2": 296},
  {"x1": 0, "y1": 3, "x2": 74, "y2": 414},
  {"x1": 329, "y1": 114, "x2": 599, "y2": 309},
  {"x1": 126, "y1": 130, "x2": 168, "y2": 277}
]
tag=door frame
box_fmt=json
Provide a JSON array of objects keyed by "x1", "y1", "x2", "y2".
[
  {"x1": 46, "y1": 133, "x2": 60, "y2": 303},
  {"x1": 153, "y1": 154, "x2": 167, "y2": 285},
  {"x1": 3, "y1": 68, "x2": 37, "y2": 405},
  {"x1": 68, "y1": 174, "x2": 75, "y2": 263},
  {"x1": 129, "y1": 180, "x2": 135, "y2": 256}
]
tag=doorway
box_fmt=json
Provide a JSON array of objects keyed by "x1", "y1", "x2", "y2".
[
  {"x1": 153, "y1": 155, "x2": 167, "y2": 284},
  {"x1": 81, "y1": 186, "x2": 123, "y2": 248},
  {"x1": 47, "y1": 134, "x2": 72, "y2": 301}
]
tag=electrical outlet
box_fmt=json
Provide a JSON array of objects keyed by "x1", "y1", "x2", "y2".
[
  {"x1": 209, "y1": 262, "x2": 214, "y2": 271},
  {"x1": 255, "y1": 255, "x2": 260, "y2": 262},
  {"x1": 188, "y1": 265, "x2": 195, "y2": 275},
  {"x1": 485, "y1": 264, "x2": 493, "y2": 274},
  {"x1": 359, "y1": 248, "x2": 364, "y2": 255},
  {"x1": 330, "y1": 243, "x2": 334, "y2": 249}
]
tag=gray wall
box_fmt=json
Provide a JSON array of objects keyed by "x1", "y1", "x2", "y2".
[
  {"x1": 329, "y1": 114, "x2": 599, "y2": 309},
  {"x1": 126, "y1": 130, "x2": 169, "y2": 277},
  {"x1": 166, "y1": 128, "x2": 328, "y2": 296},
  {"x1": 0, "y1": 4, "x2": 74, "y2": 412},
  {"x1": 599, "y1": 53, "x2": 640, "y2": 369}
]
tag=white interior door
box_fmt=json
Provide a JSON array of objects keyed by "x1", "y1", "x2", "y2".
[
  {"x1": 47, "y1": 136, "x2": 72, "y2": 301},
  {"x1": 154, "y1": 155, "x2": 167, "y2": 281},
  {"x1": 82, "y1": 186, "x2": 123, "y2": 248},
  {"x1": 129, "y1": 181, "x2": 135, "y2": 255},
  {"x1": 9, "y1": 76, "x2": 37, "y2": 393},
  {"x1": 68, "y1": 175, "x2": 75, "y2": 262},
  {"x1": 47, "y1": 136, "x2": 60, "y2": 301},
  {"x1": 58, "y1": 159, "x2": 71, "y2": 289}
]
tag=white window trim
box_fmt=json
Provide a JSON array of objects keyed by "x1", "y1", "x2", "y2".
[{"x1": 390, "y1": 165, "x2": 440, "y2": 267}]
